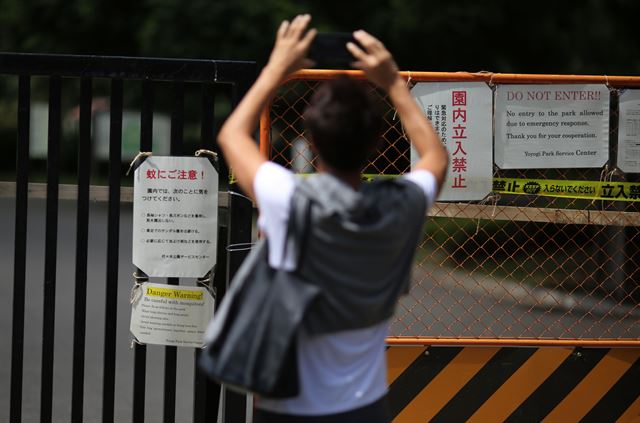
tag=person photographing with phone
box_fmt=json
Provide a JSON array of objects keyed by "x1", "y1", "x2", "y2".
[{"x1": 215, "y1": 14, "x2": 448, "y2": 423}]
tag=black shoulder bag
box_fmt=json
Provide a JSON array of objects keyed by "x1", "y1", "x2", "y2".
[{"x1": 199, "y1": 193, "x2": 318, "y2": 398}]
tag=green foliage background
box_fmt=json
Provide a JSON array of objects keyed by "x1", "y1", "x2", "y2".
[
  {"x1": 1, "y1": 0, "x2": 639, "y2": 178},
  {"x1": 1, "y1": 0, "x2": 639, "y2": 74}
]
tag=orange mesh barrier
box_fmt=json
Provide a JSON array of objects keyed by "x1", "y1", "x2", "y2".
[{"x1": 260, "y1": 70, "x2": 640, "y2": 346}]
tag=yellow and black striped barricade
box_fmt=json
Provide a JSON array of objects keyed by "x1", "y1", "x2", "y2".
[{"x1": 386, "y1": 341, "x2": 640, "y2": 423}]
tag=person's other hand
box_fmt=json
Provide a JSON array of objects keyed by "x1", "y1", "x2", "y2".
[
  {"x1": 347, "y1": 30, "x2": 400, "y2": 91},
  {"x1": 267, "y1": 14, "x2": 317, "y2": 77}
]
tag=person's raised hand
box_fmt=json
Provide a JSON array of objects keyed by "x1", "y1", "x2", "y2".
[
  {"x1": 266, "y1": 14, "x2": 317, "y2": 78},
  {"x1": 347, "y1": 30, "x2": 400, "y2": 91}
]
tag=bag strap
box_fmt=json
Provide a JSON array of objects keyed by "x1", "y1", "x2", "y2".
[{"x1": 283, "y1": 188, "x2": 312, "y2": 273}]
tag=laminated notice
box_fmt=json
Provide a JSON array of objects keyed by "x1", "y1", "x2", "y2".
[
  {"x1": 130, "y1": 282, "x2": 214, "y2": 347},
  {"x1": 132, "y1": 156, "x2": 218, "y2": 277}
]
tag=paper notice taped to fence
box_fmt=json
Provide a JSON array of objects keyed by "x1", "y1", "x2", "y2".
[
  {"x1": 130, "y1": 282, "x2": 214, "y2": 348},
  {"x1": 617, "y1": 89, "x2": 640, "y2": 174},
  {"x1": 411, "y1": 82, "x2": 493, "y2": 201},
  {"x1": 494, "y1": 84, "x2": 610, "y2": 169},
  {"x1": 132, "y1": 156, "x2": 218, "y2": 278}
]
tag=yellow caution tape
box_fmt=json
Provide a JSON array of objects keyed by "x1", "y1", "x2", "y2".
[
  {"x1": 493, "y1": 178, "x2": 640, "y2": 202},
  {"x1": 231, "y1": 171, "x2": 640, "y2": 202},
  {"x1": 363, "y1": 174, "x2": 640, "y2": 202}
]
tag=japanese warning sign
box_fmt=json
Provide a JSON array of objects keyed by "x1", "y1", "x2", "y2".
[
  {"x1": 495, "y1": 84, "x2": 609, "y2": 169},
  {"x1": 411, "y1": 82, "x2": 493, "y2": 201},
  {"x1": 133, "y1": 156, "x2": 218, "y2": 277}
]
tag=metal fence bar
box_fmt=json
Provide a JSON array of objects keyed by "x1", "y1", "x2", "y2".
[
  {"x1": 163, "y1": 81, "x2": 185, "y2": 423},
  {"x1": 0, "y1": 53, "x2": 255, "y2": 82},
  {"x1": 132, "y1": 78, "x2": 154, "y2": 423},
  {"x1": 0, "y1": 182, "x2": 231, "y2": 207},
  {"x1": 220, "y1": 77, "x2": 255, "y2": 423},
  {"x1": 10, "y1": 74, "x2": 30, "y2": 423},
  {"x1": 102, "y1": 78, "x2": 123, "y2": 423},
  {"x1": 1, "y1": 181, "x2": 637, "y2": 226},
  {"x1": 386, "y1": 338, "x2": 640, "y2": 347},
  {"x1": 223, "y1": 191, "x2": 252, "y2": 423},
  {"x1": 281, "y1": 69, "x2": 640, "y2": 86},
  {"x1": 71, "y1": 77, "x2": 93, "y2": 423},
  {"x1": 200, "y1": 83, "x2": 215, "y2": 151},
  {"x1": 193, "y1": 82, "x2": 218, "y2": 423},
  {"x1": 40, "y1": 75, "x2": 62, "y2": 423},
  {"x1": 428, "y1": 203, "x2": 640, "y2": 227}
]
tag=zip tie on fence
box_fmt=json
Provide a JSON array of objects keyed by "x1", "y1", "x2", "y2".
[
  {"x1": 197, "y1": 271, "x2": 217, "y2": 299},
  {"x1": 474, "y1": 194, "x2": 500, "y2": 236},
  {"x1": 228, "y1": 190, "x2": 255, "y2": 204},
  {"x1": 490, "y1": 193, "x2": 500, "y2": 218},
  {"x1": 392, "y1": 72, "x2": 413, "y2": 123},
  {"x1": 195, "y1": 149, "x2": 218, "y2": 160},
  {"x1": 592, "y1": 163, "x2": 613, "y2": 209},
  {"x1": 130, "y1": 338, "x2": 144, "y2": 349},
  {"x1": 126, "y1": 151, "x2": 153, "y2": 176},
  {"x1": 130, "y1": 271, "x2": 148, "y2": 305},
  {"x1": 391, "y1": 74, "x2": 413, "y2": 141},
  {"x1": 133, "y1": 270, "x2": 149, "y2": 282},
  {"x1": 487, "y1": 72, "x2": 497, "y2": 88},
  {"x1": 226, "y1": 242, "x2": 255, "y2": 253},
  {"x1": 130, "y1": 284, "x2": 143, "y2": 304},
  {"x1": 598, "y1": 164, "x2": 609, "y2": 184},
  {"x1": 197, "y1": 271, "x2": 212, "y2": 285}
]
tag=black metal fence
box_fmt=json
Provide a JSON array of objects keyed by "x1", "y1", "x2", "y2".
[{"x1": 1, "y1": 53, "x2": 256, "y2": 423}]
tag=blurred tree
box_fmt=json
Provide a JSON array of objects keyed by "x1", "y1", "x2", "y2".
[
  {"x1": 0, "y1": 0, "x2": 144, "y2": 55},
  {"x1": 1, "y1": 0, "x2": 639, "y2": 74},
  {"x1": 135, "y1": 0, "x2": 298, "y2": 63}
]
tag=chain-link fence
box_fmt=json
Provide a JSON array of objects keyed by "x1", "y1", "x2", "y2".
[{"x1": 261, "y1": 70, "x2": 640, "y2": 344}]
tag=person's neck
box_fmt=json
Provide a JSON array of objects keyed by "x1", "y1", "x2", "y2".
[{"x1": 317, "y1": 162, "x2": 361, "y2": 190}]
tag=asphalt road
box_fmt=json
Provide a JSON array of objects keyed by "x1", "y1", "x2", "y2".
[
  {"x1": 1, "y1": 198, "x2": 197, "y2": 423},
  {"x1": 1, "y1": 196, "x2": 638, "y2": 422}
]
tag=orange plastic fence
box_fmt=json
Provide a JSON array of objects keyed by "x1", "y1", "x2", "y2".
[{"x1": 260, "y1": 69, "x2": 640, "y2": 346}]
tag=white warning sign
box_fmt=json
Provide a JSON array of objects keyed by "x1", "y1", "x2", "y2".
[
  {"x1": 617, "y1": 89, "x2": 640, "y2": 173},
  {"x1": 133, "y1": 156, "x2": 218, "y2": 278},
  {"x1": 411, "y1": 82, "x2": 493, "y2": 201},
  {"x1": 130, "y1": 282, "x2": 214, "y2": 348},
  {"x1": 495, "y1": 84, "x2": 609, "y2": 169}
]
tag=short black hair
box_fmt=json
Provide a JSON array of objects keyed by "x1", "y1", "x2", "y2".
[{"x1": 303, "y1": 77, "x2": 382, "y2": 172}]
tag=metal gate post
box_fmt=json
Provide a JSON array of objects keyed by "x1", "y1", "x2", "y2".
[
  {"x1": 221, "y1": 187, "x2": 253, "y2": 423},
  {"x1": 214, "y1": 66, "x2": 257, "y2": 423}
]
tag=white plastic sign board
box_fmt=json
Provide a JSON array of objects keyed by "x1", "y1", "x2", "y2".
[
  {"x1": 130, "y1": 282, "x2": 214, "y2": 347},
  {"x1": 411, "y1": 82, "x2": 493, "y2": 201},
  {"x1": 133, "y1": 156, "x2": 218, "y2": 277},
  {"x1": 495, "y1": 84, "x2": 609, "y2": 169},
  {"x1": 617, "y1": 89, "x2": 640, "y2": 173}
]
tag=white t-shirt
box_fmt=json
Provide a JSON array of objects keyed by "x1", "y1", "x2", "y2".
[{"x1": 253, "y1": 162, "x2": 437, "y2": 416}]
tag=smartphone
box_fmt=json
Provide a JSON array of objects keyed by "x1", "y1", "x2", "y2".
[{"x1": 308, "y1": 32, "x2": 359, "y2": 68}]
